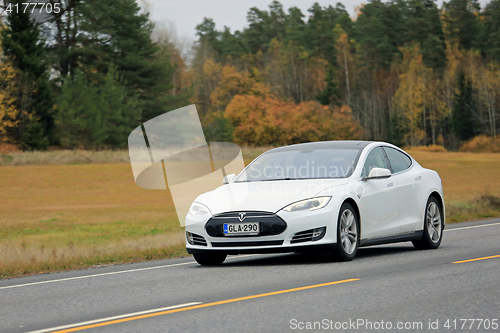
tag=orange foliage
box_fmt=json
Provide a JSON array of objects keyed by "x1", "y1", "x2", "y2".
[
  {"x1": 460, "y1": 135, "x2": 500, "y2": 153},
  {"x1": 209, "y1": 65, "x2": 273, "y2": 112},
  {"x1": 225, "y1": 95, "x2": 364, "y2": 146}
]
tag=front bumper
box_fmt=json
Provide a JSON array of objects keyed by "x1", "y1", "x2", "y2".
[
  {"x1": 186, "y1": 242, "x2": 337, "y2": 255},
  {"x1": 185, "y1": 207, "x2": 338, "y2": 255}
]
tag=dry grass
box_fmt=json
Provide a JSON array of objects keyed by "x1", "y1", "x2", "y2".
[
  {"x1": 0, "y1": 163, "x2": 185, "y2": 278},
  {"x1": 0, "y1": 150, "x2": 131, "y2": 166},
  {"x1": 0, "y1": 146, "x2": 272, "y2": 167},
  {"x1": 0, "y1": 232, "x2": 186, "y2": 277},
  {"x1": 1, "y1": 148, "x2": 499, "y2": 278},
  {"x1": 406, "y1": 150, "x2": 500, "y2": 222},
  {"x1": 240, "y1": 146, "x2": 273, "y2": 160},
  {"x1": 0, "y1": 146, "x2": 272, "y2": 278}
]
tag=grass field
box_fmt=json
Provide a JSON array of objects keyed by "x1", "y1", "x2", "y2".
[
  {"x1": 406, "y1": 150, "x2": 500, "y2": 222},
  {"x1": 1, "y1": 148, "x2": 499, "y2": 278}
]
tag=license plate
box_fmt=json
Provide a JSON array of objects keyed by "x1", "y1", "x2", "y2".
[{"x1": 223, "y1": 222, "x2": 259, "y2": 236}]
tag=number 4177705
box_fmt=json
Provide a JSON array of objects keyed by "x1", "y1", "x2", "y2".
[
  {"x1": 5, "y1": 2, "x2": 62, "y2": 14},
  {"x1": 444, "y1": 319, "x2": 498, "y2": 330}
]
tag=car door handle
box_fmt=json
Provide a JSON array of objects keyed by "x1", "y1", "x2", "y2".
[
  {"x1": 415, "y1": 176, "x2": 422, "y2": 181},
  {"x1": 387, "y1": 182, "x2": 393, "y2": 187}
]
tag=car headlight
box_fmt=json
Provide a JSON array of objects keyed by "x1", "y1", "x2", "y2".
[
  {"x1": 282, "y1": 197, "x2": 331, "y2": 212},
  {"x1": 188, "y1": 202, "x2": 211, "y2": 215}
]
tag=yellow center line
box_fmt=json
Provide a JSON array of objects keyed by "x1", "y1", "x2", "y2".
[
  {"x1": 50, "y1": 278, "x2": 359, "y2": 333},
  {"x1": 453, "y1": 254, "x2": 500, "y2": 264}
]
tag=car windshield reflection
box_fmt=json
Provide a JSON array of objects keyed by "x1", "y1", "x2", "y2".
[{"x1": 235, "y1": 148, "x2": 361, "y2": 182}]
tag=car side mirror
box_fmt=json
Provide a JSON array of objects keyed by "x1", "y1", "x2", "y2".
[
  {"x1": 223, "y1": 174, "x2": 236, "y2": 184},
  {"x1": 363, "y1": 167, "x2": 391, "y2": 181}
]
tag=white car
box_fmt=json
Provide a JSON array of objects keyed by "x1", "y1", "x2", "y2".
[{"x1": 185, "y1": 141, "x2": 445, "y2": 265}]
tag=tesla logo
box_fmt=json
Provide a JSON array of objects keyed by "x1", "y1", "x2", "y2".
[{"x1": 238, "y1": 213, "x2": 246, "y2": 221}]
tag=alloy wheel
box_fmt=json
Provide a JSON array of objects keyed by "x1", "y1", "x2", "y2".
[
  {"x1": 426, "y1": 201, "x2": 442, "y2": 243},
  {"x1": 340, "y1": 209, "x2": 358, "y2": 254}
]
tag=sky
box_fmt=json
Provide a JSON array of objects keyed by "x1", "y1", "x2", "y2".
[{"x1": 144, "y1": 0, "x2": 491, "y2": 42}]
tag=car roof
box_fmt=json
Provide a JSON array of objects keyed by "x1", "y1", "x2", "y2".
[{"x1": 267, "y1": 140, "x2": 373, "y2": 153}]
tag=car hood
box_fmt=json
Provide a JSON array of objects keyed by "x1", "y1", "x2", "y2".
[{"x1": 196, "y1": 178, "x2": 348, "y2": 215}]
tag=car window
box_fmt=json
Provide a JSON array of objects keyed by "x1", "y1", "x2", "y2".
[
  {"x1": 235, "y1": 148, "x2": 361, "y2": 181},
  {"x1": 362, "y1": 147, "x2": 390, "y2": 178},
  {"x1": 383, "y1": 147, "x2": 412, "y2": 174}
]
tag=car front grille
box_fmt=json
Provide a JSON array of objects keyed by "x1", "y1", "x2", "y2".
[
  {"x1": 211, "y1": 240, "x2": 284, "y2": 248},
  {"x1": 205, "y1": 211, "x2": 287, "y2": 237},
  {"x1": 290, "y1": 229, "x2": 314, "y2": 244}
]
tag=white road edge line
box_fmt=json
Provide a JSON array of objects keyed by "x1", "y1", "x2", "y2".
[
  {"x1": 444, "y1": 221, "x2": 500, "y2": 232},
  {"x1": 25, "y1": 302, "x2": 202, "y2": 333},
  {"x1": 0, "y1": 262, "x2": 193, "y2": 290},
  {"x1": 0, "y1": 254, "x2": 259, "y2": 291},
  {"x1": 1, "y1": 221, "x2": 499, "y2": 291}
]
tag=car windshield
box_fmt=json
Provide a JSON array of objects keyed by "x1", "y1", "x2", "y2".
[{"x1": 235, "y1": 148, "x2": 361, "y2": 182}]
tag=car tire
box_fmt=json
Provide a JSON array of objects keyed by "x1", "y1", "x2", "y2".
[
  {"x1": 413, "y1": 196, "x2": 443, "y2": 250},
  {"x1": 332, "y1": 202, "x2": 360, "y2": 261},
  {"x1": 193, "y1": 253, "x2": 227, "y2": 266}
]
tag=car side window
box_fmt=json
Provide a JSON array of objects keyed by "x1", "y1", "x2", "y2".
[
  {"x1": 383, "y1": 147, "x2": 412, "y2": 174},
  {"x1": 362, "y1": 147, "x2": 390, "y2": 178}
]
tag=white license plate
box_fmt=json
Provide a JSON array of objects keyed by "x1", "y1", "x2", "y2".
[{"x1": 223, "y1": 222, "x2": 259, "y2": 236}]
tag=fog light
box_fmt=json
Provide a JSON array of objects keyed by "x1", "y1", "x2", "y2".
[
  {"x1": 186, "y1": 231, "x2": 194, "y2": 245},
  {"x1": 312, "y1": 227, "x2": 326, "y2": 241}
]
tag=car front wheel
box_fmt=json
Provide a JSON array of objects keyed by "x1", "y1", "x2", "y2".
[
  {"x1": 193, "y1": 252, "x2": 227, "y2": 266},
  {"x1": 333, "y1": 202, "x2": 359, "y2": 261},
  {"x1": 413, "y1": 196, "x2": 443, "y2": 250}
]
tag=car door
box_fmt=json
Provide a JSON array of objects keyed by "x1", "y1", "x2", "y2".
[
  {"x1": 359, "y1": 147, "x2": 400, "y2": 239},
  {"x1": 383, "y1": 147, "x2": 420, "y2": 233}
]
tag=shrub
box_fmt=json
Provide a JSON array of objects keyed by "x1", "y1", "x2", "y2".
[
  {"x1": 409, "y1": 145, "x2": 448, "y2": 153},
  {"x1": 460, "y1": 135, "x2": 500, "y2": 153}
]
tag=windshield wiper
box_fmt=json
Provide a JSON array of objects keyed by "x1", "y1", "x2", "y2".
[
  {"x1": 237, "y1": 177, "x2": 346, "y2": 182},
  {"x1": 235, "y1": 178, "x2": 296, "y2": 182},
  {"x1": 257, "y1": 177, "x2": 298, "y2": 181}
]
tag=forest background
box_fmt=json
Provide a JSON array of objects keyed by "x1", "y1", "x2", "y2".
[{"x1": 1, "y1": 0, "x2": 500, "y2": 152}]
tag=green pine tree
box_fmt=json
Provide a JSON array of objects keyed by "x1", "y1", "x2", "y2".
[
  {"x1": 452, "y1": 71, "x2": 476, "y2": 141},
  {"x1": 317, "y1": 64, "x2": 340, "y2": 106},
  {"x1": 56, "y1": 68, "x2": 139, "y2": 149},
  {"x1": 1, "y1": 0, "x2": 54, "y2": 150},
  {"x1": 443, "y1": 0, "x2": 481, "y2": 50},
  {"x1": 483, "y1": 0, "x2": 500, "y2": 60},
  {"x1": 99, "y1": 67, "x2": 140, "y2": 148},
  {"x1": 406, "y1": 0, "x2": 447, "y2": 71},
  {"x1": 65, "y1": 0, "x2": 172, "y2": 122}
]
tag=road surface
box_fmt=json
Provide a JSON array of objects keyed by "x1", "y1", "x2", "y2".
[{"x1": 1, "y1": 218, "x2": 500, "y2": 332}]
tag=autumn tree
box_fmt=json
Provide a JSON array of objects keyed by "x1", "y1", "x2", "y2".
[
  {"x1": 0, "y1": 30, "x2": 17, "y2": 140},
  {"x1": 393, "y1": 46, "x2": 431, "y2": 146},
  {"x1": 151, "y1": 21, "x2": 193, "y2": 112},
  {"x1": 225, "y1": 94, "x2": 363, "y2": 146},
  {"x1": 334, "y1": 25, "x2": 356, "y2": 106},
  {"x1": 203, "y1": 64, "x2": 273, "y2": 142}
]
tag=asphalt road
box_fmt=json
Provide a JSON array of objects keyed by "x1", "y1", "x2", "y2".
[{"x1": 1, "y1": 218, "x2": 500, "y2": 333}]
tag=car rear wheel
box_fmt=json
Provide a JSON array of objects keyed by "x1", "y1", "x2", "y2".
[
  {"x1": 193, "y1": 252, "x2": 227, "y2": 265},
  {"x1": 413, "y1": 196, "x2": 443, "y2": 250},
  {"x1": 332, "y1": 203, "x2": 359, "y2": 261}
]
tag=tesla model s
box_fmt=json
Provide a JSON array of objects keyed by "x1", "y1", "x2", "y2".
[{"x1": 185, "y1": 141, "x2": 445, "y2": 265}]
